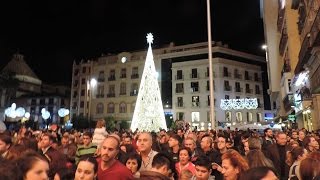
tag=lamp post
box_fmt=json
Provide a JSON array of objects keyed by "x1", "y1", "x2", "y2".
[
  {"x1": 88, "y1": 78, "x2": 97, "y2": 131},
  {"x1": 207, "y1": 0, "x2": 215, "y2": 129}
]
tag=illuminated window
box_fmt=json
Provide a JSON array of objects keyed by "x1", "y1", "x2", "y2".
[
  {"x1": 225, "y1": 111, "x2": 231, "y2": 122},
  {"x1": 236, "y1": 112, "x2": 242, "y2": 122}
]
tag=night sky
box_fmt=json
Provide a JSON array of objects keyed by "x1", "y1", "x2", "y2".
[{"x1": 0, "y1": 0, "x2": 265, "y2": 84}]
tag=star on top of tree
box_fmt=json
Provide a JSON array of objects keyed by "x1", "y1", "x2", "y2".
[{"x1": 146, "y1": 33, "x2": 153, "y2": 45}]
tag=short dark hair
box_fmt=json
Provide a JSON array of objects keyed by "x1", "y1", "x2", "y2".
[
  {"x1": 194, "y1": 155, "x2": 211, "y2": 170},
  {"x1": 0, "y1": 134, "x2": 12, "y2": 145},
  {"x1": 178, "y1": 147, "x2": 192, "y2": 160},
  {"x1": 125, "y1": 153, "x2": 142, "y2": 170},
  {"x1": 83, "y1": 132, "x2": 92, "y2": 138},
  {"x1": 170, "y1": 134, "x2": 182, "y2": 144},
  {"x1": 263, "y1": 128, "x2": 272, "y2": 135},
  {"x1": 152, "y1": 153, "x2": 171, "y2": 169},
  {"x1": 78, "y1": 156, "x2": 98, "y2": 173},
  {"x1": 240, "y1": 166, "x2": 277, "y2": 180}
]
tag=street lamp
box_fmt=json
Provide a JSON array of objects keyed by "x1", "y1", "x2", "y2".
[
  {"x1": 207, "y1": 0, "x2": 215, "y2": 129},
  {"x1": 88, "y1": 78, "x2": 97, "y2": 130}
]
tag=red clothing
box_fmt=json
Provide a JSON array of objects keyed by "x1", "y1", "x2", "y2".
[
  {"x1": 97, "y1": 159, "x2": 133, "y2": 180},
  {"x1": 175, "y1": 162, "x2": 196, "y2": 176}
]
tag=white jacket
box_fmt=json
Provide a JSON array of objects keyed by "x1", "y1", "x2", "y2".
[{"x1": 92, "y1": 127, "x2": 109, "y2": 147}]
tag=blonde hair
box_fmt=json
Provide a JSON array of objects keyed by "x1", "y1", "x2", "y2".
[
  {"x1": 180, "y1": 169, "x2": 193, "y2": 180},
  {"x1": 96, "y1": 119, "x2": 105, "y2": 128}
]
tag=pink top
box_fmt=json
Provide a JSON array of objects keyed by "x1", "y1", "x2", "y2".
[{"x1": 175, "y1": 162, "x2": 196, "y2": 176}]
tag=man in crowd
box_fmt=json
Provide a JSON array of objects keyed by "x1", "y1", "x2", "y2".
[
  {"x1": 75, "y1": 132, "x2": 97, "y2": 164},
  {"x1": 167, "y1": 134, "x2": 182, "y2": 163},
  {"x1": 97, "y1": 136, "x2": 133, "y2": 180},
  {"x1": 192, "y1": 156, "x2": 214, "y2": 180},
  {"x1": 0, "y1": 134, "x2": 12, "y2": 159},
  {"x1": 183, "y1": 137, "x2": 203, "y2": 163},
  {"x1": 57, "y1": 134, "x2": 77, "y2": 164},
  {"x1": 262, "y1": 128, "x2": 275, "y2": 151},
  {"x1": 298, "y1": 130, "x2": 306, "y2": 147},
  {"x1": 291, "y1": 130, "x2": 298, "y2": 141},
  {"x1": 137, "y1": 132, "x2": 158, "y2": 171},
  {"x1": 139, "y1": 153, "x2": 172, "y2": 180},
  {"x1": 266, "y1": 132, "x2": 290, "y2": 180},
  {"x1": 39, "y1": 133, "x2": 67, "y2": 179}
]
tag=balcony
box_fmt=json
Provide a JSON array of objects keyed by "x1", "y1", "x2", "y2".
[
  {"x1": 246, "y1": 89, "x2": 253, "y2": 94},
  {"x1": 190, "y1": 73, "x2": 199, "y2": 79},
  {"x1": 224, "y1": 86, "x2": 232, "y2": 91},
  {"x1": 254, "y1": 76, "x2": 261, "y2": 82},
  {"x1": 98, "y1": 77, "x2": 105, "y2": 82},
  {"x1": 176, "y1": 103, "x2": 184, "y2": 108},
  {"x1": 175, "y1": 75, "x2": 184, "y2": 80},
  {"x1": 175, "y1": 88, "x2": 184, "y2": 94},
  {"x1": 96, "y1": 94, "x2": 104, "y2": 98},
  {"x1": 108, "y1": 76, "x2": 116, "y2": 81},
  {"x1": 245, "y1": 75, "x2": 252, "y2": 81},
  {"x1": 131, "y1": 74, "x2": 139, "y2": 79},
  {"x1": 130, "y1": 90, "x2": 138, "y2": 96},
  {"x1": 191, "y1": 102, "x2": 200, "y2": 107},
  {"x1": 279, "y1": 30, "x2": 288, "y2": 56},
  {"x1": 234, "y1": 73, "x2": 242, "y2": 79},
  {"x1": 223, "y1": 72, "x2": 231, "y2": 78},
  {"x1": 190, "y1": 87, "x2": 199, "y2": 93},
  {"x1": 255, "y1": 90, "x2": 261, "y2": 95},
  {"x1": 235, "y1": 88, "x2": 243, "y2": 93},
  {"x1": 107, "y1": 93, "x2": 115, "y2": 98},
  {"x1": 120, "y1": 74, "x2": 126, "y2": 79}
]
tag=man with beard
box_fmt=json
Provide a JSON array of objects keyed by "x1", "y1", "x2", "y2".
[
  {"x1": 97, "y1": 136, "x2": 133, "y2": 180},
  {"x1": 262, "y1": 128, "x2": 275, "y2": 151}
]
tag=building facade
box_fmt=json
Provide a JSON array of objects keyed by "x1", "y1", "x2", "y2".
[{"x1": 71, "y1": 42, "x2": 267, "y2": 129}]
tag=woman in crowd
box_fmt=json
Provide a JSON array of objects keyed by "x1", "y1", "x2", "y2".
[
  {"x1": 286, "y1": 146, "x2": 307, "y2": 179},
  {"x1": 16, "y1": 150, "x2": 50, "y2": 180},
  {"x1": 239, "y1": 166, "x2": 278, "y2": 180},
  {"x1": 303, "y1": 136, "x2": 318, "y2": 153},
  {"x1": 74, "y1": 156, "x2": 98, "y2": 180},
  {"x1": 246, "y1": 137, "x2": 274, "y2": 169},
  {"x1": 125, "y1": 153, "x2": 142, "y2": 178},
  {"x1": 175, "y1": 147, "x2": 196, "y2": 176},
  {"x1": 220, "y1": 149, "x2": 249, "y2": 180}
]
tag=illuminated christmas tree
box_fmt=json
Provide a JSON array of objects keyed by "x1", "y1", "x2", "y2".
[{"x1": 130, "y1": 33, "x2": 167, "y2": 132}]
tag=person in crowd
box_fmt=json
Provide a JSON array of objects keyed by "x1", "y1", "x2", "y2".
[
  {"x1": 266, "y1": 132, "x2": 290, "y2": 180},
  {"x1": 303, "y1": 135, "x2": 318, "y2": 153},
  {"x1": 238, "y1": 132, "x2": 250, "y2": 156},
  {"x1": 39, "y1": 133, "x2": 67, "y2": 179},
  {"x1": 220, "y1": 149, "x2": 249, "y2": 180},
  {"x1": 239, "y1": 166, "x2": 278, "y2": 180},
  {"x1": 211, "y1": 134, "x2": 229, "y2": 180},
  {"x1": 125, "y1": 153, "x2": 142, "y2": 178},
  {"x1": 5, "y1": 144, "x2": 27, "y2": 160},
  {"x1": 57, "y1": 134, "x2": 77, "y2": 164},
  {"x1": 177, "y1": 129, "x2": 185, "y2": 140},
  {"x1": 262, "y1": 128, "x2": 275, "y2": 150},
  {"x1": 137, "y1": 132, "x2": 158, "y2": 171},
  {"x1": 16, "y1": 150, "x2": 50, "y2": 180},
  {"x1": 200, "y1": 134, "x2": 219, "y2": 164},
  {"x1": 139, "y1": 152, "x2": 172, "y2": 180},
  {"x1": 180, "y1": 169, "x2": 193, "y2": 180},
  {"x1": 183, "y1": 137, "x2": 203, "y2": 163},
  {"x1": 0, "y1": 133, "x2": 12, "y2": 158},
  {"x1": 288, "y1": 140, "x2": 299, "y2": 149},
  {"x1": 74, "y1": 156, "x2": 98, "y2": 180},
  {"x1": 97, "y1": 136, "x2": 133, "y2": 180},
  {"x1": 191, "y1": 155, "x2": 214, "y2": 180},
  {"x1": 123, "y1": 135, "x2": 133, "y2": 145},
  {"x1": 0, "y1": 158, "x2": 19, "y2": 180},
  {"x1": 92, "y1": 119, "x2": 108, "y2": 148},
  {"x1": 54, "y1": 168, "x2": 75, "y2": 180},
  {"x1": 286, "y1": 146, "x2": 307, "y2": 180},
  {"x1": 246, "y1": 137, "x2": 274, "y2": 169},
  {"x1": 298, "y1": 130, "x2": 306, "y2": 147},
  {"x1": 75, "y1": 132, "x2": 97, "y2": 164},
  {"x1": 291, "y1": 130, "x2": 298, "y2": 141},
  {"x1": 175, "y1": 147, "x2": 196, "y2": 176},
  {"x1": 159, "y1": 134, "x2": 170, "y2": 152},
  {"x1": 18, "y1": 136, "x2": 38, "y2": 151},
  {"x1": 168, "y1": 134, "x2": 182, "y2": 163},
  {"x1": 299, "y1": 157, "x2": 320, "y2": 180}
]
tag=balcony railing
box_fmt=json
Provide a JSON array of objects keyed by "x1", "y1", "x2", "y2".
[
  {"x1": 205, "y1": 72, "x2": 215, "y2": 77},
  {"x1": 191, "y1": 102, "x2": 200, "y2": 107},
  {"x1": 279, "y1": 31, "x2": 288, "y2": 56},
  {"x1": 246, "y1": 89, "x2": 253, "y2": 94},
  {"x1": 119, "y1": 92, "x2": 126, "y2": 95},
  {"x1": 131, "y1": 74, "x2": 139, "y2": 79},
  {"x1": 96, "y1": 94, "x2": 105, "y2": 98},
  {"x1": 191, "y1": 87, "x2": 199, "y2": 93},
  {"x1": 190, "y1": 73, "x2": 199, "y2": 79},
  {"x1": 130, "y1": 91, "x2": 138, "y2": 96},
  {"x1": 223, "y1": 72, "x2": 231, "y2": 78},
  {"x1": 120, "y1": 74, "x2": 126, "y2": 79},
  {"x1": 224, "y1": 86, "x2": 232, "y2": 91},
  {"x1": 108, "y1": 76, "x2": 116, "y2": 81},
  {"x1": 107, "y1": 93, "x2": 115, "y2": 97},
  {"x1": 255, "y1": 90, "x2": 261, "y2": 95},
  {"x1": 98, "y1": 77, "x2": 105, "y2": 82},
  {"x1": 254, "y1": 77, "x2": 261, "y2": 82},
  {"x1": 235, "y1": 88, "x2": 243, "y2": 93},
  {"x1": 176, "y1": 103, "x2": 184, "y2": 108},
  {"x1": 175, "y1": 88, "x2": 184, "y2": 93},
  {"x1": 175, "y1": 75, "x2": 184, "y2": 80},
  {"x1": 234, "y1": 73, "x2": 242, "y2": 79},
  {"x1": 245, "y1": 76, "x2": 252, "y2": 81}
]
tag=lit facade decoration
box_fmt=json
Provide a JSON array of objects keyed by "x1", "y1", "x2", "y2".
[
  {"x1": 220, "y1": 98, "x2": 258, "y2": 110},
  {"x1": 130, "y1": 33, "x2": 167, "y2": 132}
]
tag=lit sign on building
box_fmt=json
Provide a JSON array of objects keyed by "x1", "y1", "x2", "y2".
[{"x1": 220, "y1": 98, "x2": 258, "y2": 110}]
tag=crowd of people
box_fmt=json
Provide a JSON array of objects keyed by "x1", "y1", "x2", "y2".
[{"x1": 0, "y1": 119, "x2": 320, "y2": 180}]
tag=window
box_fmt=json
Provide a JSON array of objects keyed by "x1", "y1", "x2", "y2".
[
  {"x1": 96, "y1": 103, "x2": 104, "y2": 114},
  {"x1": 288, "y1": 79, "x2": 292, "y2": 92},
  {"x1": 109, "y1": 69, "x2": 116, "y2": 81},
  {"x1": 235, "y1": 82, "x2": 241, "y2": 92},
  {"x1": 81, "y1": 78, "x2": 86, "y2": 85},
  {"x1": 192, "y1": 96, "x2": 199, "y2": 107},
  {"x1": 177, "y1": 112, "x2": 184, "y2": 120},
  {"x1": 254, "y1": 73, "x2": 259, "y2": 81},
  {"x1": 176, "y1": 83, "x2": 184, "y2": 93},
  {"x1": 131, "y1": 83, "x2": 138, "y2": 96},
  {"x1": 177, "y1": 97, "x2": 183, "y2": 107},
  {"x1": 131, "y1": 67, "x2": 139, "y2": 79},
  {"x1": 48, "y1": 98, "x2": 54, "y2": 105},
  {"x1": 245, "y1": 71, "x2": 249, "y2": 80},
  {"x1": 177, "y1": 70, "x2": 183, "y2": 80},
  {"x1": 224, "y1": 81, "x2": 231, "y2": 91},
  {"x1": 246, "y1": 84, "x2": 251, "y2": 93},
  {"x1": 257, "y1": 113, "x2": 262, "y2": 122},
  {"x1": 121, "y1": 68, "x2": 126, "y2": 78},
  {"x1": 74, "y1": 69, "x2": 79, "y2": 76},
  {"x1": 257, "y1": 98, "x2": 261, "y2": 108},
  {"x1": 225, "y1": 95, "x2": 229, "y2": 99},
  {"x1": 206, "y1": 67, "x2": 209, "y2": 77},
  {"x1": 40, "y1": 99, "x2": 45, "y2": 105},
  {"x1": 236, "y1": 96, "x2": 240, "y2": 99},
  {"x1": 255, "y1": 85, "x2": 260, "y2": 94},
  {"x1": 207, "y1": 95, "x2": 210, "y2": 106},
  {"x1": 191, "y1": 112, "x2": 200, "y2": 122},
  {"x1": 82, "y1": 67, "x2": 86, "y2": 73},
  {"x1": 225, "y1": 111, "x2": 231, "y2": 122},
  {"x1": 81, "y1": 89, "x2": 85, "y2": 96},
  {"x1": 119, "y1": 102, "x2": 127, "y2": 113},
  {"x1": 80, "y1": 101, "x2": 84, "y2": 108},
  {"x1": 223, "y1": 67, "x2": 229, "y2": 77},
  {"x1": 191, "y1": 82, "x2": 199, "y2": 92},
  {"x1": 107, "y1": 103, "x2": 115, "y2": 113},
  {"x1": 108, "y1": 85, "x2": 115, "y2": 97},
  {"x1": 236, "y1": 112, "x2": 242, "y2": 122},
  {"x1": 191, "y1": 68, "x2": 198, "y2": 78},
  {"x1": 31, "y1": 99, "x2": 36, "y2": 106},
  {"x1": 74, "y1": 80, "x2": 79, "y2": 87},
  {"x1": 120, "y1": 83, "x2": 126, "y2": 95},
  {"x1": 98, "y1": 71, "x2": 105, "y2": 82},
  {"x1": 247, "y1": 112, "x2": 253, "y2": 122}
]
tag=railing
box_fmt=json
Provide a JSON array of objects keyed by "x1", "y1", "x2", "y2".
[
  {"x1": 120, "y1": 74, "x2": 126, "y2": 79},
  {"x1": 224, "y1": 86, "x2": 232, "y2": 91},
  {"x1": 175, "y1": 88, "x2": 184, "y2": 93},
  {"x1": 277, "y1": 6, "x2": 285, "y2": 32},
  {"x1": 223, "y1": 72, "x2": 231, "y2": 78},
  {"x1": 235, "y1": 88, "x2": 243, "y2": 93},
  {"x1": 119, "y1": 92, "x2": 126, "y2": 95},
  {"x1": 191, "y1": 87, "x2": 199, "y2": 93},
  {"x1": 190, "y1": 73, "x2": 199, "y2": 79},
  {"x1": 176, "y1": 103, "x2": 184, "y2": 108},
  {"x1": 255, "y1": 90, "x2": 261, "y2": 95},
  {"x1": 131, "y1": 74, "x2": 139, "y2": 79},
  {"x1": 108, "y1": 76, "x2": 116, "y2": 81},
  {"x1": 175, "y1": 75, "x2": 184, "y2": 80},
  {"x1": 96, "y1": 94, "x2": 104, "y2": 98},
  {"x1": 130, "y1": 91, "x2": 138, "y2": 96},
  {"x1": 234, "y1": 74, "x2": 242, "y2": 79},
  {"x1": 107, "y1": 93, "x2": 115, "y2": 97},
  {"x1": 191, "y1": 102, "x2": 200, "y2": 107},
  {"x1": 245, "y1": 76, "x2": 252, "y2": 81},
  {"x1": 246, "y1": 89, "x2": 253, "y2": 94},
  {"x1": 279, "y1": 30, "x2": 288, "y2": 56},
  {"x1": 98, "y1": 77, "x2": 105, "y2": 82}
]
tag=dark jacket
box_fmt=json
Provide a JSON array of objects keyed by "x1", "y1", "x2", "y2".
[
  {"x1": 265, "y1": 144, "x2": 290, "y2": 180},
  {"x1": 138, "y1": 171, "x2": 170, "y2": 180},
  {"x1": 42, "y1": 146, "x2": 67, "y2": 179}
]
